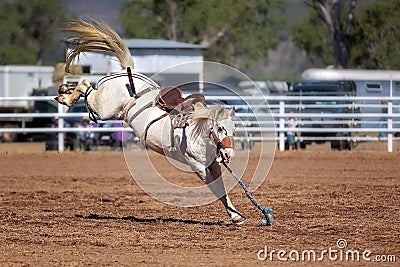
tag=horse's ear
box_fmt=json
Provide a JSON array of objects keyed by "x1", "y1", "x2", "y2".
[{"x1": 229, "y1": 106, "x2": 235, "y2": 116}]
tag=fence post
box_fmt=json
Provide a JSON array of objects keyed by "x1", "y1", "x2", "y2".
[
  {"x1": 279, "y1": 100, "x2": 285, "y2": 151},
  {"x1": 387, "y1": 101, "x2": 393, "y2": 152},
  {"x1": 57, "y1": 104, "x2": 65, "y2": 152}
]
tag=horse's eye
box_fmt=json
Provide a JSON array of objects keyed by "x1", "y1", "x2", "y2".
[{"x1": 217, "y1": 126, "x2": 223, "y2": 132}]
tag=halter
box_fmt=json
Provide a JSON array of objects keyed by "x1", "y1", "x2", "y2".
[{"x1": 209, "y1": 119, "x2": 234, "y2": 151}]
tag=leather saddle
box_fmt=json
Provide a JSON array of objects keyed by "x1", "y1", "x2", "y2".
[{"x1": 157, "y1": 86, "x2": 205, "y2": 114}]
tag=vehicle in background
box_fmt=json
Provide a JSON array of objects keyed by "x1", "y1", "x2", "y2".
[
  {"x1": 301, "y1": 68, "x2": 400, "y2": 131},
  {"x1": 287, "y1": 81, "x2": 359, "y2": 150}
]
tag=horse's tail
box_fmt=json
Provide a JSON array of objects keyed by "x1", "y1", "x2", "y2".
[{"x1": 62, "y1": 18, "x2": 134, "y2": 73}]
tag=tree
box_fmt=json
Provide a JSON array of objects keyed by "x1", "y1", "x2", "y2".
[
  {"x1": 119, "y1": 0, "x2": 284, "y2": 69},
  {"x1": 292, "y1": 0, "x2": 357, "y2": 69},
  {"x1": 292, "y1": 8, "x2": 334, "y2": 67},
  {"x1": 0, "y1": 0, "x2": 68, "y2": 65},
  {"x1": 293, "y1": 0, "x2": 400, "y2": 69},
  {"x1": 350, "y1": 0, "x2": 400, "y2": 69}
]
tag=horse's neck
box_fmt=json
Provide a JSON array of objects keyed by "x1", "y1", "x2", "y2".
[
  {"x1": 186, "y1": 119, "x2": 213, "y2": 147},
  {"x1": 182, "y1": 119, "x2": 218, "y2": 168}
]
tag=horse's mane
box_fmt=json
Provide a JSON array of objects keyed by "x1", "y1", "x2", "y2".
[
  {"x1": 190, "y1": 106, "x2": 231, "y2": 122},
  {"x1": 189, "y1": 106, "x2": 231, "y2": 139}
]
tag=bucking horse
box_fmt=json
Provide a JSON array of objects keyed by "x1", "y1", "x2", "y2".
[{"x1": 55, "y1": 19, "x2": 246, "y2": 225}]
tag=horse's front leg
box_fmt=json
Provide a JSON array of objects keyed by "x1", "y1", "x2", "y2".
[{"x1": 196, "y1": 161, "x2": 246, "y2": 225}]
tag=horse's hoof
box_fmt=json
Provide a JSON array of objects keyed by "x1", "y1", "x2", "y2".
[
  {"x1": 54, "y1": 95, "x2": 65, "y2": 105},
  {"x1": 232, "y1": 215, "x2": 246, "y2": 225},
  {"x1": 58, "y1": 84, "x2": 69, "y2": 94}
]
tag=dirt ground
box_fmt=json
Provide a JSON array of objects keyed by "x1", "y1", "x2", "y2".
[{"x1": 0, "y1": 143, "x2": 399, "y2": 266}]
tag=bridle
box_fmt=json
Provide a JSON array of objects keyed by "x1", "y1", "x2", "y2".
[{"x1": 209, "y1": 119, "x2": 234, "y2": 152}]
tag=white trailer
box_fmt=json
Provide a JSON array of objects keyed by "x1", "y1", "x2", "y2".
[
  {"x1": 0, "y1": 65, "x2": 55, "y2": 108},
  {"x1": 301, "y1": 68, "x2": 400, "y2": 128},
  {"x1": 301, "y1": 68, "x2": 400, "y2": 98},
  {"x1": 0, "y1": 65, "x2": 55, "y2": 141}
]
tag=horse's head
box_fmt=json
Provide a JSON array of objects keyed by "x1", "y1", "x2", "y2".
[
  {"x1": 210, "y1": 107, "x2": 236, "y2": 163},
  {"x1": 190, "y1": 105, "x2": 236, "y2": 164}
]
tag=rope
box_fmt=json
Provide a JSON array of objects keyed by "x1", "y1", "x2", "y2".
[{"x1": 221, "y1": 160, "x2": 273, "y2": 226}]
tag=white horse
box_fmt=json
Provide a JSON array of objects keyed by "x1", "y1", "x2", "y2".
[{"x1": 55, "y1": 19, "x2": 245, "y2": 224}]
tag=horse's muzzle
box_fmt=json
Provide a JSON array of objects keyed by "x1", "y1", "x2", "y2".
[
  {"x1": 217, "y1": 136, "x2": 234, "y2": 163},
  {"x1": 217, "y1": 147, "x2": 235, "y2": 163}
]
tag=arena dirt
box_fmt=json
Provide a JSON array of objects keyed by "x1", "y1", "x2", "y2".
[{"x1": 0, "y1": 146, "x2": 399, "y2": 266}]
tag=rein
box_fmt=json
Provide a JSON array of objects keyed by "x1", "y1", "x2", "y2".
[{"x1": 221, "y1": 160, "x2": 274, "y2": 226}]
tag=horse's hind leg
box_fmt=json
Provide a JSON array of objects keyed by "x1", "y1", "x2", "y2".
[
  {"x1": 196, "y1": 161, "x2": 246, "y2": 225},
  {"x1": 55, "y1": 79, "x2": 91, "y2": 107}
]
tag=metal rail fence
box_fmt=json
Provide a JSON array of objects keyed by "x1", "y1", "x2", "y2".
[{"x1": 0, "y1": 95, "x2": 399, "y2": 152}]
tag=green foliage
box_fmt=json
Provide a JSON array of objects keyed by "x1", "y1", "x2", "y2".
[
  {"x1": 0, "y1": 45, "x2": 36, "y2": 64},
  {"x1": 120, "y1": 0, "x2": 285, "y2": 68},
  {"x1": 292, "y1": 0, "x2": 400, "y2": 69},
  {"x1": 292, "y1": 8, "x2": 335, "y2": 67},
  {"x1": 0, "y1": 0, "x2": 68, "y2": 65},
  {"x1": 350, "y1": 0, "x2": 400, "y2": 69}
]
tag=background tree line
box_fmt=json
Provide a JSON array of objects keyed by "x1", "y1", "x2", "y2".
[
  {"x1": 292, "y1": 0, "x2": 400, "y2": 70},
  {"x1": 0, "y1": 0, "x2": 398, "y2": 79},
  {"x1": 0, "y1": 0, "x2": 67, "y2": 65}
]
